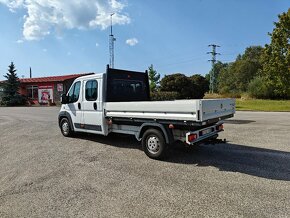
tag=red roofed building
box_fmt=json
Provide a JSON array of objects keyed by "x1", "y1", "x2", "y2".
[{"x1": 18, "y1": 73, "x2": 93, "y2": 105}]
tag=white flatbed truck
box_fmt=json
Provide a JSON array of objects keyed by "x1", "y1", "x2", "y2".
[{"x1": 58, "y1": 66, "x2": 235, "y2": 159}]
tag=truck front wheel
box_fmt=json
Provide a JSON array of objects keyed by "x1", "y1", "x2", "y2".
[
  {"x1": 142, "y1": 129, "x2": 167, "y2": 160},
  {"x1": 60, "y1": 118, "x2": 73, "y2": 137}
]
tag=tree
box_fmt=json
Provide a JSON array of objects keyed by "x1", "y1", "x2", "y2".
[
  {"x1": 260, "y1": 9, "x2": 290, "y2": 99},
  {"x1": 206, "y1": 61, "x2": 229, "y2": 93},
  {"x1": 217, "y1": 63, "x2": 236, "y2": 94},
  {"x1": 160, "y1": 73, "x2": 208, "y2": 99},
  {"x1": 189, "y1": 74, "x2": 209, "y2": 99},
  {"x1": 1, "y1": 62, "x2": 25, "y2": 106},
  {"x1": 216, "y1": 46, "x2": 264, "y2": 95},
  {"x1": 247, "y1": 76, "x2": 273, "y2": 99},
  {"x1": 242, "y1": 46, "x2": 264, "y2": 61},
  {"x1": 148, "y1": 64, "x2": 160, "y2": 93},
  {"x1": 160, "y1": 73, "x2": 193, "y2": 99}
]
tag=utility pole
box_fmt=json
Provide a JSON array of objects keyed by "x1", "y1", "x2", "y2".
[
  {"x1": 109, "y1": 13, "x2": 116, "y2": 68},
  {"x1": 207, "y1": 44, "x2": 220, "y2": 93}
]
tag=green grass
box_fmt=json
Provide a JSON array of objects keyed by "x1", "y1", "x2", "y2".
[{"x1": 236, "y1": 99, "x2": 290, "y2": 112}]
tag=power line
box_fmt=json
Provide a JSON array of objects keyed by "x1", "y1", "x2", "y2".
[
  {"x1": 207, "y1": 44, "x2": 221, "y2": 93},
  {"x1": 157, "y1": 56, "x2": 207, "y2": 68},
  {"x1": 129, "y1": 55, "x2": 208, "y2": 72}
]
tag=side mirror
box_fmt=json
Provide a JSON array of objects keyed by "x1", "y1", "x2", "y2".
[{"x1": 61, "y1": 94, "x2": 68, "y2": 104}]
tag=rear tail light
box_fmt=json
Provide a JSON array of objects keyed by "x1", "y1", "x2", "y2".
[
  {"x1": 188, "y1": 133, "x2": 198, "y2": 142},
  {"x1": 216, "y1": 124, "x2": 224, "y2": 131}
]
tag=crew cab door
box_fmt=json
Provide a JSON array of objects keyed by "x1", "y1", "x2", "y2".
[
  {"x1": 66, "y1": 81, "x2": 85, "y2": 132},
  {"x1": 82, "y1": 78, "x2": 106, "y2": 135}
]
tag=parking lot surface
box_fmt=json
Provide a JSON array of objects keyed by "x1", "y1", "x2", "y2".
[{"x1": 0, "y1": 107, "x2": 289, "y2": 217}]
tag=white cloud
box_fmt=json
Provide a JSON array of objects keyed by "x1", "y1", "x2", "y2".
[
  {"x1": 16, "y1": 39, "x2": 24, "y2": 43},
  {"x1": 0, "y1": 0, "x2": 24, "y2": 12},
  {"x1": 0, "y1": 0, "x2": 130, "y2": 40},
  {"x1": 126, "y1": 38, "x2": 138, "y2": 46}
]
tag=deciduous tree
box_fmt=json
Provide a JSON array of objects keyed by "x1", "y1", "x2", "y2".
[
  {"x1": 260, "y1": 9, "x2": 290, "y2": 99},
  {"x1": 160, "y1": 73, "x2": 192, "y2": 99},
  {"x1": 160, "y1": 73, "x2": 208, "y2": 99},
  {"x1": 189, "y1": 74, "x2": 209, "y2": 99},
  {"x1": 217, "y1": 46, "x2": 264, "y2": 94}
]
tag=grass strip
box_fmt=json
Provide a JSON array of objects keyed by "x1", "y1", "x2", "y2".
[{"x1": 236, "y1": 99, "x2": 290, "y2": 112}]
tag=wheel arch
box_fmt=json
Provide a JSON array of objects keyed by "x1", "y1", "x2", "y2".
[
  {"x1": 137, "y1": 123, "x2": 174, "y2": 145},
  {"x1": 58, "y1": 111, "x2": 74, "y2": 131}
]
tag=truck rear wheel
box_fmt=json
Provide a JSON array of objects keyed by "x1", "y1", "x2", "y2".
[
  {"x1": 60, "y1": 118, "x2": 73, "y2": 137},
  {"x1": 142, "y1": 129, "x2": 167, "y2": 160}
]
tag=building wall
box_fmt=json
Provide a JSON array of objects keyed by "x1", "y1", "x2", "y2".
[
  {"x1": 53, "y1": 79, "x2": 75, "y2": 104},
  {"x1": 19, "y1": 86, "x2": 27, "y2": 96},
  {"x1": 19, "y1": 79, "x2": 75, "y2": 105}
]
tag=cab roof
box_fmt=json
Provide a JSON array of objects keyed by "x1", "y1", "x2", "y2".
[{"x1": 74, "y1": 73, "x2": 104, "y2": 81}]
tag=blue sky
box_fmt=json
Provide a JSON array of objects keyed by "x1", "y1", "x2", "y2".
[{"x1": 0, "y1": 0, "x2": 289, "y2": 80}]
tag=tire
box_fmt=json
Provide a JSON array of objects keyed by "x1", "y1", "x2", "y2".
[
  {"x1": 142, "y1": 129, "x2": 167, "y2": 160},
  {"x1": 60, "y1": 118, "x2": 73, "y2": 137}
]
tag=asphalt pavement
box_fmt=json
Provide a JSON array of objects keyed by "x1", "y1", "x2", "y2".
[{"x1": 0, "y1": 107, "x2": 289, "y2": 217}]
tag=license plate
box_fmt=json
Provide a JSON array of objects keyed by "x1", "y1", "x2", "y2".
[{"x1": 201, "y1": 128, "x2": 212, "y2": 135}]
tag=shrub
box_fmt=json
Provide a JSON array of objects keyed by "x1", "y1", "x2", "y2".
[
  {"x1": 1, "y1": 94, "x2": 26, "y2": 106},
  {"x1": 204, "y1": 92, "x2": 241, "y2": 99},
  {"x1": 160, "y1": 73, "x2": 209, "y2": 99},
  {"x1": 151, "y1": 91, "x2": 179, "y2": 101},
  {"x1": 248, "y1": 76, "x2": 272, "y2": 99}
]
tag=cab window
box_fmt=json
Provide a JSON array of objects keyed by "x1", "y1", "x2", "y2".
[
  {"x1": 68, "y1": 81, "x2": 81, "y2": 103},
  {"x1": 85, "y1": 80, "x2": 98, "y2": 101},
  {"x1": 110, "y1": 79, "x2": 145, "y2": 101}
]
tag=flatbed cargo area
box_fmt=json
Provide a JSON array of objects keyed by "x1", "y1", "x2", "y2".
[{"x1": 105, "y1": 99, "x2": 235, "y2": 122}]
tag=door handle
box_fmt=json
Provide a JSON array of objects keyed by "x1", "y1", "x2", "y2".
[
  {"x1": 93, "y1": 102, "x2": 97, "y2": 110},
  {"x1": 78, "y1": 103, "x2": 81, "y2": 110}
]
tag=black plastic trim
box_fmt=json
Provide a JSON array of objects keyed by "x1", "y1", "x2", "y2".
[{"x1": 74, "y1": 123, "x2": 102, "y2": 131}]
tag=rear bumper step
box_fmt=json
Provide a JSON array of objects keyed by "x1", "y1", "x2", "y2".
[{"x1": 185, "y1": 122, "x2": 224, "y2": 145}]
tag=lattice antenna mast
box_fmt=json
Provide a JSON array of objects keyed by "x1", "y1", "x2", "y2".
[
  {"x1": 207, "y1": 44, "x2": 221, "y2": 93},
  {"x1": 109, "y1": 13, "x2": 116, "y2": 68}
]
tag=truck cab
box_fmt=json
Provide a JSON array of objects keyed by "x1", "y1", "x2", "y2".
[
  {"x1": 59, "y1": 73, "x2": 106, "y2": 135},
  {"x1": 59, "y1": 66, "x2": 150, "y2": 135}
]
